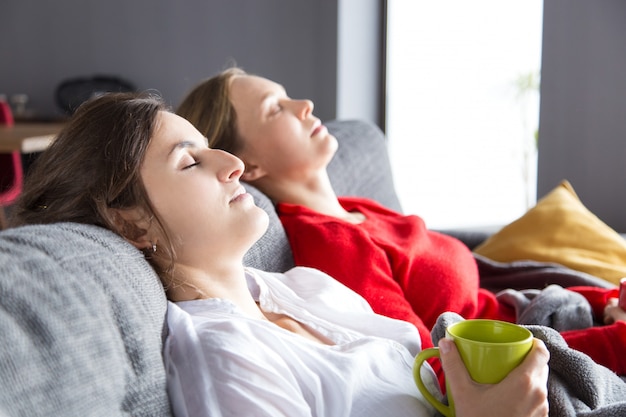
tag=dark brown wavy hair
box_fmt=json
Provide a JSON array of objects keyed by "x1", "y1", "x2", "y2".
[{"x1": 11, "y1": 92, "x2": 176, "y2": 287}]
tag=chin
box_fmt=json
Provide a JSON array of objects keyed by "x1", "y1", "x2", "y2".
[
  {"x1": 251, "y1": 207, "x2": 270, "y2": 240},
  {"x1": 327, "y1": 134, "x2": 339, "y2": 155},
  {"x1": 318, "y1": 134, "x2": 338, "y2": 166},
  {"x1": 237, "y1": 209, "x2": 270, "y2": 255}
]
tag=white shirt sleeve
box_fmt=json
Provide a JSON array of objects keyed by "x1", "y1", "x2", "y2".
[{"x1": 165, "y1": 302, "x2": 315, "y2": 417}]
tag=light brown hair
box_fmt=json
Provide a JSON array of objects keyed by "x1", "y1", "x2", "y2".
[{"x1": 177, "y1": 67, "x2": 247, "y2": 154}]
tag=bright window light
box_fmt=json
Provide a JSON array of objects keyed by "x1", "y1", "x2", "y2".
[{"x1": 386, "y1": 1, "x2": 543, "y2": 229}]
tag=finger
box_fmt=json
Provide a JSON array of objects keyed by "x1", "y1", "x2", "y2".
[
  {"x1": 507, "y1": 339, "x2": 550, "y2": 415},
  {"x1": 508, "y1": 338, "x2": 550, "y2": 378},
  {"x1": 604, "y1": 299, "x2": 619, "y2": 324},
  {"x1": 527, "y1": 339, "x2": 550, "y2": 368}
]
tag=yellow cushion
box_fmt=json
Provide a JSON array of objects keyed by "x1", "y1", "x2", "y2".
[{"x1": 474, "y1": 180, "x2": 625, "y2": 286}]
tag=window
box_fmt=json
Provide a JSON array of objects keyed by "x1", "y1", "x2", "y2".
[{"x1": 386, "y1": 1, "x2": 543, "y2": 229}]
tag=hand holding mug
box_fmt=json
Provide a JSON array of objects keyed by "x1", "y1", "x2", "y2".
[
  {"x1": 413, "y1": 319, "x2": 544, "y2": 417},
  {"x1": 438, "y1": 337, "x2": 549, "y2": 417}
]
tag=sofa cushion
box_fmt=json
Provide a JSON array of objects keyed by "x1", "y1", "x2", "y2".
[
  {"x1": 325, "y1": 119, "x2": 402, "y2": 212},
  {"x1": 243, "y1": 119, "x2": 401, "y2": 273},
  {"x1": 0, "y1": 222, "x2": 172, "y2": 417},
  {"x1": 474, "y1": 180, "x2": 626, "y2": 286}
]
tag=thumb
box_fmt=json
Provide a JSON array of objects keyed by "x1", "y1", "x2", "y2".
[{"x1": 438, "y1": 338, "x2": 472, "y2": 390}]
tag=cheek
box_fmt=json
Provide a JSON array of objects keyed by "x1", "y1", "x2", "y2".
[
  {"x1": 161, "y1": 183, "x2": 208, "y2": 216},
  {"x1": 144, "y1": 178, "x2": 197, "y2": 222},
  {"x1": 153, "y1": 193, "x2": 213, "y2": 245},
  {"x1": 263, "y1": 130, "x2": 301, "y2": 157}
]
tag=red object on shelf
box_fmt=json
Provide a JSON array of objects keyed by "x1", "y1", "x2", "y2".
[
  {"x1": 0, "y1": 100, "x2": 23, "y2": 229},
  {"x1": 0, "y1": 100, "x2": 14, "y2": 126}
]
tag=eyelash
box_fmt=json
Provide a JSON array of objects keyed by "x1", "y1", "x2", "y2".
[{"x1": 183, "y1": 160, "x2": 200, "y2": 170}]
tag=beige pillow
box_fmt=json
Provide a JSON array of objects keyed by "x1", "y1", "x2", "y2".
[{"x1": 474, "y1": 180, "x2": 625, "y2": 286}]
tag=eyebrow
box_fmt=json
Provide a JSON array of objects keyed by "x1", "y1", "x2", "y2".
[
  {"x1": 261, "y1": 85, "x2": 288, "y2": 103},
  {"x1": 168, "y1": 138, "x2": 209, "y2": 156}
]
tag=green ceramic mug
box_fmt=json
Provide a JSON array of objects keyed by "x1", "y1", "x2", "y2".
[{"x1": 413, "y1": 319, "x2": 533, "y2": 417}]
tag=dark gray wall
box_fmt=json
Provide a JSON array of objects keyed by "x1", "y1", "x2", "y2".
[
  {"x1": 538, "y1": 0, "x2": 626, "y2": 231},
  {"x1": 1, "y1": 0, "x2": 351, "y2": 122}
]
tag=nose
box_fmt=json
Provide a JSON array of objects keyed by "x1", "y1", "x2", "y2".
[
  {"x1": 295, "y1": 99, "x2": 314, "y2": 120},
  {"x1": 211, "y1": 149, "x2": 245, "y2": 182}
]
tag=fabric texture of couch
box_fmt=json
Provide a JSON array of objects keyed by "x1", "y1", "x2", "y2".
[
  {"x1": 0, "y1": 119, "x2": 401, "y2": 416},
  {"x1": 0, "y1": 119, "x2": 617, "y2": 416},
  {"x1": 0, "y1": 222, "x2": 172, "y2": 417}
]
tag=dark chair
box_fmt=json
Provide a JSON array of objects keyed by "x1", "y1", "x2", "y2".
[{"x1": 55, "y1": 75, "x2": 136, "y2": 115}]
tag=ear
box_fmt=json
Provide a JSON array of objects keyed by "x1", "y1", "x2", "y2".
[
  {"x1": 241, "y1": 162, "x2": 267, "y2": 182},
  {"x1": 110, "y1": 208, "x2": 154, "y2": 251}
]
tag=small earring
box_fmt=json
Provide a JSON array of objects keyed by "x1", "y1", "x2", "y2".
[{"x1": 151, "y1": 242, "x2": 157, "y2": 253}]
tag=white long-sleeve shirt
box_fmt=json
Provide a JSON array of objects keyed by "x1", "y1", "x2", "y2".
[{"x1": 164, "y1": 266, "x2": 440, "y2": 417}]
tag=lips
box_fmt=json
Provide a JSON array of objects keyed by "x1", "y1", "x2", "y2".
[
  {"x1": 229, "y1": 186, "x2": 248, "y2": 203},
  {"x1": 311, "y1": 120, "x2": 326, "y2": 137}
]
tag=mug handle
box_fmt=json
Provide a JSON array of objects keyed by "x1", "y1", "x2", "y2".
[{"x1": 413, "y1": 348, "x2": 453, "y2": 417}]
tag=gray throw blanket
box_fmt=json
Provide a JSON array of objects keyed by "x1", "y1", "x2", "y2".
[
  {"x1": 474, "y1": 253, "x2": 616, "y2": 293},
  {"x1": 432, "y1": 312, "x2": 626, "y2": 417},
  {"x1": 496, "y1": 284, "x2": 594, "y2": 331}
]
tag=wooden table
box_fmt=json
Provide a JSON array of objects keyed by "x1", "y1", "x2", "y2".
[{"x1": 0, "y1": 122, "x2": 65, "y2": 153}]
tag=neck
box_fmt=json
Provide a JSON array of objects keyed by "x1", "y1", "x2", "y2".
[
  {"x1": 254, "y1": 169, "x2": 361, "y2": 222},
  {"x1": 167, "y1": 263, "x2": 264, "y2": 320}
]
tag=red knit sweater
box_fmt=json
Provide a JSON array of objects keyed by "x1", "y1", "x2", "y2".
[{"x1": 277, "y1": 197, "x2": 625, "y2": 377}]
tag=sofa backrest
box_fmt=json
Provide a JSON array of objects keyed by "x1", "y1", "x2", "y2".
[
  {"x1": 0, "y1": 119, "x2": 399, "y2": 416},
  {"x1": 243, "y1": 119, "x2": 401, "y2": 272},
  {"x1": 0, "y1": 222, "x2": 172, "y2": 417}
]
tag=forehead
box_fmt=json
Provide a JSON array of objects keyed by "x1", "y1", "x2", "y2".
[
  {"x1": 150, "y1": 111, "x2": 207, "y2": 151},
  {"x1": 230, "y1": 75, "x2": 285, "y2": 104}
]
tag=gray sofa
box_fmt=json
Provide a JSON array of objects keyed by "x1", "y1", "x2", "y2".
[
  {"x1": 0, "y1": 119, "x2": 613, "y2": 416},
  {"x1": 0, "y1": 119, "x2": 403, "y2": 416}
]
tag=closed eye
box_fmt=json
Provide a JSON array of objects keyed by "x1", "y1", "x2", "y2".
[{"x1": 183, "y1": 160, "x2": 200, "y2": 170}]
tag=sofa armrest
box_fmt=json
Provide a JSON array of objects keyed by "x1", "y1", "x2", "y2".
[{"x1": 0, "y1": 223, "x2": 172, "y2": 416}]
